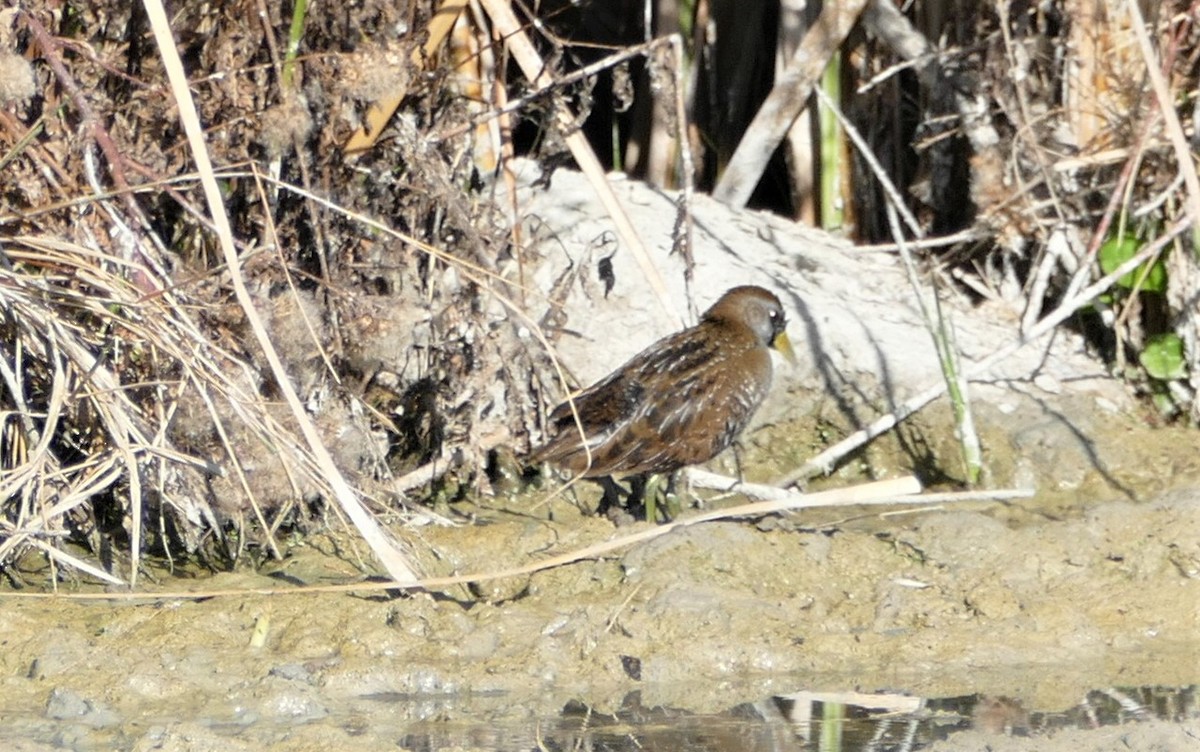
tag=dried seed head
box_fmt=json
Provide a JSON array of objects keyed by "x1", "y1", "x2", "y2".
[
  {"x1": 341, "y1": 41, "x2": 412, "y2": 105},
  {"x1": 0, "y1": 52, "x2": 35, "y2": 105},
  {"x1": 257, "y1": 97, "x2": 313, "y2": 158}
]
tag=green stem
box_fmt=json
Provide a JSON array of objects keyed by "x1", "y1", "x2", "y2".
[
  {"x1": 819, "y1": 55, "x2": 843, "y2": 230},
  {"x1": 282, "y1": 0, "x2": 309, "y2": 91}
]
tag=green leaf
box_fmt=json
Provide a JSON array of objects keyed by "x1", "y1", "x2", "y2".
[
  {"x1": 1098, "y1": 234, "x2": 1167, "y2": 292},
  {"x1": 1139, "y1": 333, "x2": 1187, "y2": 381}
]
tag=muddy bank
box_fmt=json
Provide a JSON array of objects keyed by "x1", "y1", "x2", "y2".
[
  {"x1": 8, "y1": 160, "x2": 1200, "y2": 744},
  {"x1": 5, "y1": 310, "x2": 1200, "y2": 750},
  {"x1": 3, "y1": 395, "x2": 1199, "y2": 748}
]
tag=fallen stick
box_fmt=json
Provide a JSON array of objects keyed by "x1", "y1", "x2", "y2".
[
  {"x1": 687, "y1": 468, "x2": 1032, "y2": 506},
  {"x1": 1, "y1": 476, "x2": 933, "y2": 601}
]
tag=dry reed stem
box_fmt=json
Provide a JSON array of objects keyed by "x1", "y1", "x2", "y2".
[
  {"x1": 26, "y1": 538, "x2": 124, "y2": 587},
  {"x1": 478, "y1": 0, "x2": 680, "y2": 328},
  {"x1": 1128, "y1": 1, "x2": 1200, "y2": 229},
  {"x1": 712, "y1": 0, "x2": 869, "y2": 208},
  {"x1": 142, "y1": 0, "x2": 421, "y2": 584},
  {"x1": 686, "y1": 468, "x2": 1031, "y2": 505}
]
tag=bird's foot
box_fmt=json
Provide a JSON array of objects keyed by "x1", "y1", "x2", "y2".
[{"x1": 597, "y1": 476, "x2": 630, "y2": 518}]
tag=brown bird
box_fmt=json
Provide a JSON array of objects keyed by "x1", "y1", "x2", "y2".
[{"x1": 531, "y1": 285, "x2": 796, "y2": 501}]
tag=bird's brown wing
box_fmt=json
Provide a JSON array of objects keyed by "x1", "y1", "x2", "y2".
[
  {"x1": 533, "y1": 326, "x2": 767, "y2": 477},
  {"x1": 596, "y1": 347, "x2": 771, "y2": 476},
  {"x1": 531, "y1": 367, "x2": 645, "y2": 472}
]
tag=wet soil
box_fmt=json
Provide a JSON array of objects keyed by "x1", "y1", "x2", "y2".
[{"x1": 2, "y1": 390, "x2": 1199, "y2": 750}]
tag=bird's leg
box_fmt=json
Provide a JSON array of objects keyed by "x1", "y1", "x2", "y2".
[
  {"x1": 601, "y1": 475, "x2": 639, "y2": 526},
  {"x1": 597, "y1": 476, "x2": 628, "y2": 516},
  {"x1": 732, "y1": 441, "x2": 747, "y2": 485},
  {"x1": 625, "y1": 474, "x2": 649, "y2": 517},
  {"x1": 621, "y1": 475, "x2": 662, "y2": 522}
]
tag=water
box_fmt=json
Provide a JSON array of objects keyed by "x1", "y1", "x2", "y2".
[{"x1": 6, "y1": 682, "x2": 1196, "y2": 751}]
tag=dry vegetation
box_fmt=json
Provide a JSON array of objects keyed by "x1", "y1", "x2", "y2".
[{"x1": 0, "y1": 0, "x2": 1197, "y2": 586}]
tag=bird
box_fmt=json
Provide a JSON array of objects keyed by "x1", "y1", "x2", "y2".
[{"x1": 531, "y1": 285, "x2": 795, "y2": 515}]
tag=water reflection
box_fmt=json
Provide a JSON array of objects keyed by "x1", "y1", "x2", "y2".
[
  {"x1": 9, "y1": 683, "x2": 1198, "y2": 749},
  {"x1": 499, "y1": 685, "x2": 1196, "y2": 752}
]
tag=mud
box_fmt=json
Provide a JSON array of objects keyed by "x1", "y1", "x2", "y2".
[{"x1": 2, "y1": 389, "x2": 1199, "y2": 750}]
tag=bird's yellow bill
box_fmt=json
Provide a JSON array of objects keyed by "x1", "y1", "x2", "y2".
[{"x1": 772, "y1": 331, "x2": 798, "y2": 365}]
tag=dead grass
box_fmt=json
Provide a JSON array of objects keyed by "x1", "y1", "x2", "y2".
[{"x1": 0, "y1": 1, "x2": 541, "y2": 585}]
